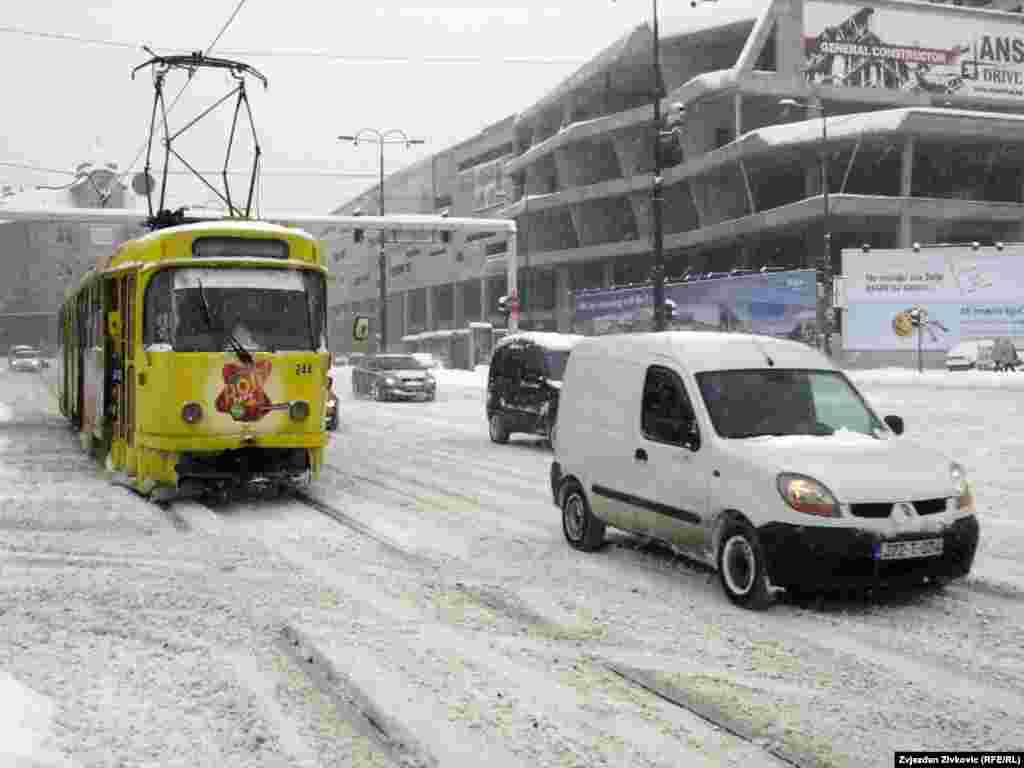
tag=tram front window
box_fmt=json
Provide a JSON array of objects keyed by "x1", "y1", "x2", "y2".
[{"x1": 145, "y1": 267, "x2": 326, "y2": 353}]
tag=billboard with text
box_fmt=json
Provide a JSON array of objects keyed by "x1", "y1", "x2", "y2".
[
  {"x1": 843, "y1": 246, "x2": 1024, "y2": 351},
  {"x1": 805, "y1": 0, "x2": 1024, "y2": 101}
]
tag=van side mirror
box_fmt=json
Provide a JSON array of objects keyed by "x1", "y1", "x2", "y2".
[
  {"x1": 683, "y1": 420, "x2": 701, "y2": 451},
  {"x1": 884, "y1": 415, "x2": 904, "y2": 435}
]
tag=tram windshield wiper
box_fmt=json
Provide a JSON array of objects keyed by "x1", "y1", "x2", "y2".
[{"x1": 196, "y1": 278, "x2": 253, "y2": 365}]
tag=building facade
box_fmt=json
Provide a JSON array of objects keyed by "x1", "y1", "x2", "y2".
[
  {"x1": 0, "y1": 161, "x2": 146, "y2": 329},
  {"x1": 325, "y1": 0, "x2": 1024, "y2": 356}
]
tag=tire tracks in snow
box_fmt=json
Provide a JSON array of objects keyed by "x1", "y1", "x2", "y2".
[{"x1": 188, "y1": 495, "x2": 791, "y2": 768}]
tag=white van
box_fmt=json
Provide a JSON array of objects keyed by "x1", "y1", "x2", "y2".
[{"x1": 550, "y1": 332, "x2": 980, "y2": 608}]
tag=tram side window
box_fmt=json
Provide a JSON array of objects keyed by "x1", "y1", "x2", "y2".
[{"x1": 144, "y1": 271, "x2": 174, "y2": 348}]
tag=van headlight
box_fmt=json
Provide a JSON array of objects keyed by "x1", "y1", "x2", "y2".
[
  {"x1": 776, "y1": 473, "x2": 840, "y2": 518},
  {"x1": 384, "y1": 376, "x2": 397, "y2": 386},
  {"x1": 950, "y1": 462, "x2": 974, "y2": 510}
]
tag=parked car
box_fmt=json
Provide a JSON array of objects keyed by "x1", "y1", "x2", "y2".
[
  {"x1": 351, "y1": 354, "x2": 437, "y2": 401},
  {"x1": 411, "y1": 352, "x2": 442, "y2": 370},
  {"x1": 946, "y1": 339, "x2": 994, "y2": 371},
  {"x1": 325, "y1": 376, "x2": 339, "y2": 430},
  {"x1": 486, "y1": 332, "x2": 584, "y2": 445},
  {"x1": 8, "y1": 346, "x2": 47, "y2": 373},
  {"x1": 550, "y1": 331, "x2": 979, "y2": 609}
]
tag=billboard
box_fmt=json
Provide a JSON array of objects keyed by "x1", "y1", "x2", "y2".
[
  {"x1": 572, "y1": 270, "x2": 818, "y2": 341},
  {"x1": 843, "y1": 246, "x2": 1024, "y2": 351},
  {"x1": 805, "y1": 0, "x2": 1024, "y2": 101}
]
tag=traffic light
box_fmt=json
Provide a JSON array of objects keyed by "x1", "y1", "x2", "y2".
[
  {"x1": 664, "y1": 298, "x2": 677, "y2": 323},
  {"x1": 497, "y1": 295, "x2": 511, "y2": 317}
]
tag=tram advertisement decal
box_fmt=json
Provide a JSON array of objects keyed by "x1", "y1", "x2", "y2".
[
  {"x1": 572, "y1": 270, "x2": 817, "y2": 340},
  {"x1": 216, "y1": 360, "x2": 274, "y2": 421},
  {"x1": 805, "y1": 0, "x2": 1024, "y2": 100},
  {"x1": 843, "y1": 248, "x2": 1024, "y2": 350}
]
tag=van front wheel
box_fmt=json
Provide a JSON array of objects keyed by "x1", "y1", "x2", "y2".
[
  {"x1": 561, "y1": 485, "x2": 605, "y2": 552},
  {"x1": 717, "y1": 522, "x2": 771, "y2": 609},
  {"x1": 489, "y1": 414, "x2": 509, "y2": 444}
]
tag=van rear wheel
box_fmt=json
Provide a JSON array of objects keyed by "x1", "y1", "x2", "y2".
[
  {"x1": 717, "y1": 522, "x2": 771, "y2": 609},
  {"x1": 561, "y1": 484, "x2": 605, "y2": 552}
]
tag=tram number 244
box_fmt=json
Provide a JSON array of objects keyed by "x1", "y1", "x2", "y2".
[{"x1": 295, "y1": 363, "x2": 313, "y2": 375}]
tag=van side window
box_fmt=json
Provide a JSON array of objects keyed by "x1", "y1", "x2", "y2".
[{"x1": 641, "y1": 365, "x2": 698, "y2": 447}]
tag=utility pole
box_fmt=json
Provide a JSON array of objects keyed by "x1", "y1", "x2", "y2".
[
  {"x1": 650, "y1": 0, "x2": 667, "y2": 332},
  {"x1": 780, "y1": 87, "x2": 834, "y2": 357},
  {"x1": 338, "y1": 129, "x2": 424, "y2": 353}
]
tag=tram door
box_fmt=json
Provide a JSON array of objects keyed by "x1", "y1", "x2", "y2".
[{"x1": 110, "y1": 274, "x2": 136, "y2": 447}]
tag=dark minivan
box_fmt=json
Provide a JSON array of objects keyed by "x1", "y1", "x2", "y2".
[{"x1": 487, "y1": 332, "x2": 583, "y2": 444}]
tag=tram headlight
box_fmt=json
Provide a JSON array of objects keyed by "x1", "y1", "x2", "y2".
[
  {"x1": 289, "y1": 400, "x2": 310, "y2": 421},
  {"x1": 182, "y1": 402, "x2": 203, "y2": 424}
]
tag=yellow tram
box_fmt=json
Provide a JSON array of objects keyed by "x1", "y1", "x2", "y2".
[{"x1": 57, "y1": 220, "x2": 331, "y2": 502}]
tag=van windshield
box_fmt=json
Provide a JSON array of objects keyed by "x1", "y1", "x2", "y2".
[{"x1": 696, "y1": 369, "x2": 884, "y2": 439}]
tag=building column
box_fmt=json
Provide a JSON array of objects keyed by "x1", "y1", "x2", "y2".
[
  {"x1": 453, "y1": 280, "x2": 464, "y2": 328},
  {"x1": 402, "y1": 290, "x2": 412, "y2": 339},
  {"x1": 425, "y1": 285, "x2": 436, "y2": 332},
  {"x1": 602, "y1": 259, "x2": 615, "y2": 289},
  {"x1": 555, "y1": 265, "x2": 572, "y2": 332},
  {"x1": 479, "y1": 276, "x2": 489, "y2": 322},
  {"x1": 899, "y1": 136, "x2": 916, "y2": 247}
]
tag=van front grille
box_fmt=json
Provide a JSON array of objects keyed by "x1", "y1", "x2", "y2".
[
  {"x1": 850, "y1": 503, "x2": 892, "y2": 518},
  {"x1": 914, "y1": 498, "x2": 948, "y2": 516},
  {"x1": 849, "y1": 498, "x2": 949, "y2": 518}
]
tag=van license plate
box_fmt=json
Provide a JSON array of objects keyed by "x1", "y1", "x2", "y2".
[{"x1": 874, "y1": 538, "x2": 944, "y2": 560}]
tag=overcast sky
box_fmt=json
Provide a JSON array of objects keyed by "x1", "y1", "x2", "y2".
[{"x1": 0, "y1": 0, "x2": 666, "y2": 215}]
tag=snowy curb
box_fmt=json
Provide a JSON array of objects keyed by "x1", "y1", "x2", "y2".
[{"x1": 0, "y1": 670, "x2": 76, "y2": 768}]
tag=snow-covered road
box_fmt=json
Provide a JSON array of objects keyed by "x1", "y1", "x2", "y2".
[{"x1": 1, "y1": 362, "x2": 1022, "y2": 767}]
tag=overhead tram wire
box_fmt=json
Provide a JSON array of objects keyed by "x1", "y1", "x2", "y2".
[{"x1": 0, "y1": 24, "x2": 587, "y2": 65}]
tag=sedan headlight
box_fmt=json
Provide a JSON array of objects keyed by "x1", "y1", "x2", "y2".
[
  {"x1": 950, "y1": 462, "x2": 974, "y2": 510},
  {"x1": 384, "y1": 376, "x2": 397, "y2": 386},
  {"x1": 776, "y1": 473, "x2": 840, "y2": 518}
]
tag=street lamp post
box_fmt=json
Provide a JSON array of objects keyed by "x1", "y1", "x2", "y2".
[
  {"x1": 779, "y1": 96, "x2": 832, "y2": 356},
  {"x1": 338, "y1": 129, "x2": 425, "y2": 353}
]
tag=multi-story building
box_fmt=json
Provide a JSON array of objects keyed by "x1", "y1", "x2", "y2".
[
  {"x1": 326, "y1": 0, "x2": 1024, "y2": 355},
  {"x1": 0, "y1": 162, "x2": 146, "y2": 347}
]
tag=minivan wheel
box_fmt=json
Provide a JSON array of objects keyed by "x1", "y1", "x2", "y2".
[
  {"x1": 489, "y1": 413, "x2": 509, "y2": 444},
  {"x1": 561, "y1": 485, "x2": 605, "y2": 552},
  {"x1": 717, "y1": 522, "x2": 771, "y2": 609}
]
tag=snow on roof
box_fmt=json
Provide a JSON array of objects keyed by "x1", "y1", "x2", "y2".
[
  {"x1": 495, "y1": 331, "x2": 586, "y2": 351},
  {"x1": 133, "y1": 219, "x2": 317, "y2": 244},
  {"x1": 742, "y1": 107, "x2": 1024, "y2": 152},
  {"x1": 574, "y1": 331, "x2": 832, "y2": 373}
]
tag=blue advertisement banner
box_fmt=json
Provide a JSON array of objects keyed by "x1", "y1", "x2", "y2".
[{"x1": 572, "y1": 270, "x2": 818, "y2": 340}]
